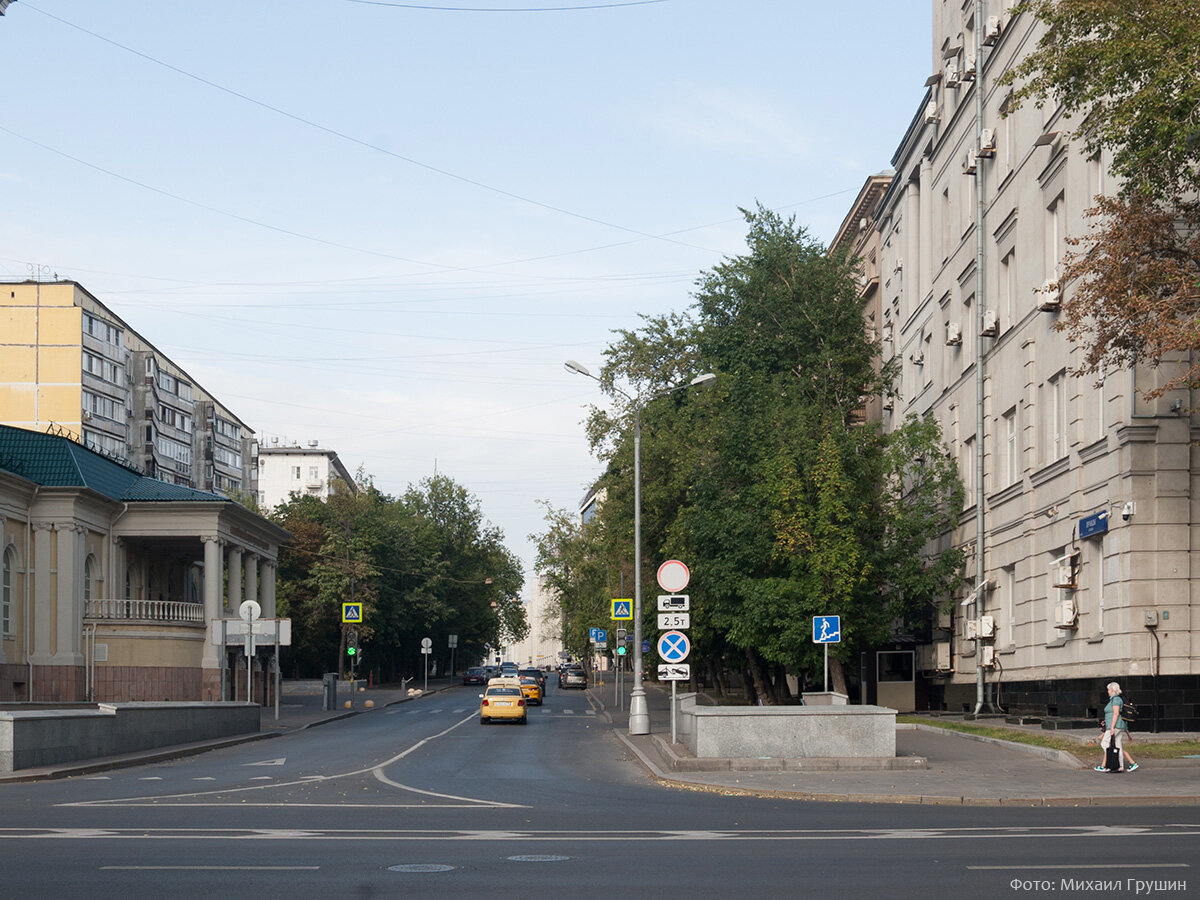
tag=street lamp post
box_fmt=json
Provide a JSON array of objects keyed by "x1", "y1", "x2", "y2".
[{"x1": 566, "y1": 360, "x2": 716, "y2": 735}]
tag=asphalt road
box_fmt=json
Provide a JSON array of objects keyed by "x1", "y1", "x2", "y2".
[{"x1": 1, "y1": 683, "x2": 1197, "y2": 899}]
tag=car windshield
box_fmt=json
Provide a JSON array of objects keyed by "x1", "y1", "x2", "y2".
[
  {"x1": 486, "y1": 688, "x2": 521, "y2": 697},
  {"x1": 520, "y1": 677, "x2": 537, "y2": 684}
]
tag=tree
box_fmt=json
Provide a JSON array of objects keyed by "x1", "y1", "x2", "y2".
[
  {"x1": 1003, "y1": 1, "x2": 1200, "y2": 397},
  {"x1": 551, "y1": 205, "x2": 963, "y2": 701},
  {"x1": 1004, "y1": 0, "x2": 1200, "y2": 200}
]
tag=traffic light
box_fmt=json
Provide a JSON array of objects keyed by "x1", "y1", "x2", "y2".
[
  {"x1": 617, "y1": 645, "x2": 627, "y2": 656},
  {"x1": 347, "y1": 629, "x2": 358, "y2": 657}
]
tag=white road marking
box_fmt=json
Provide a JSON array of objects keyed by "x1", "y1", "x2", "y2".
[
  {"x1": 61, "y1": 710, "x2": 526, "y2": 810},
  {"x1": 137, "y1": 777, "x2": 163, "y2": 781},
  {"x1": 84, "y1": 776, "x2": 111, "y2": 780},
  {"x1": 2, "y1": 825, "x2": 1197, "y2": 842},
  {"x1": 193, "y1": 777, "x2": 216, "y2": 781},
  {"x1": 562, "y1": 710, "x2": 574, "y2": 715},
  {"x1": 244, "y1": 758, "x2": 286, "y2": 767},
  {"x1": 101, "y1": 866, "x2": 320, "y2": 871}
]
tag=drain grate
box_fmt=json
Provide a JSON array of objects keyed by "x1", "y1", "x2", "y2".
[
  {"x1": 387, "y1": 864, "x2": 455, "y2": 873},
  {"x1": 507, "y1": 855, "x2": 571, "y2": 863}
]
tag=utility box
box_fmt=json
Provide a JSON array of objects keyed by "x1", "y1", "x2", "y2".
[{"x1": 322, "y1": 672, "x2": 339, "y2": 711}]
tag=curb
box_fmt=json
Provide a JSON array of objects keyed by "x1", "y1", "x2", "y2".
[{"x1": 905, "y1": 722, "x2": 1086, "y2": 769}]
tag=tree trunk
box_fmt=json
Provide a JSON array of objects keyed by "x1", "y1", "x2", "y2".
[
  {"x1": 708, "y1": 659, "x2": 728, "y2": 699},
  {"x1": 830, "y1": 654, "x2": 849, "y2": 697},
  {"x1": 746, "y1": 649, "x2": 775, "y2": 705}
]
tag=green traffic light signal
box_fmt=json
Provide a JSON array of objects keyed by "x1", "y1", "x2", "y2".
[
  {"x1": 617, "y1": 646, "x2": 627, "y2": 656},
  {"x1": 347, "y1": 645, "x2": 357, "y2": 656}
]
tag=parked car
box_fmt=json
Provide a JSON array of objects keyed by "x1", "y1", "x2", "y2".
[
  {"x1": 559, "y1": 666, "x2": 587, "y2": 689},
  {"x1": 463, "y1": 666, "x2": 487, "y2": 686},
  {"x1": 479, "y1": 685, "x2": 526, "y2": 724}
]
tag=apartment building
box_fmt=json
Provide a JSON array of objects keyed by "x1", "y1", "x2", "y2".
[
  {"x1": 256, "y1": 439, "x2": 355, "y2": 509},
  {"x1": 858, "y1": 3, "x2": 1198, "y2": 727},
  {"x1": 0, "y1": 280, "x2": 257, "y2": 497}
]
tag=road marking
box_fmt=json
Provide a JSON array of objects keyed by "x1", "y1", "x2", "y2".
[
  {"x1": 61, "y1": 711, "x2": 526, "y2": 810},
  {"x1": 138, "y1": 777, "x2": 163, "y2": 781},
  {"x1": 3, "y1": 825, "x2": 1198, "y2": 842},
  {"x1": 245, "y1": 758, "x2": 286, "y2": 767},
  {"x1": 84, "y1": 776, "x2": 111, "y2": 780},
  {"x1": 193, "y1": 777, "x2": 215, "y2": 781},
  {"x1": 101, "y1": 866, "x2": 320, "y2": 871},
  {"x1": 562, "y1": 709, "x2": 574, "y2": 715},
  {"x1": 968, "y1": 864, "x2": 1190, "y2": 871},
  {"x1": 585, "y1": 710, "x2": 595, "y2": 716}
]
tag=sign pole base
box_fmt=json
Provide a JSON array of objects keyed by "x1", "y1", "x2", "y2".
[{"x1": 629, "y1": 689, "x2": 650, "y2": 735}]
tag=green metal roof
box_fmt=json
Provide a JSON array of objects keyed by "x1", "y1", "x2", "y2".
[{"x1": 0, "y1": 425, "x2": 226, "y2": 503}]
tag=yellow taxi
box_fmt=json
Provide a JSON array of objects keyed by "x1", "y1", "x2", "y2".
[
  {"x1": 518, "y1": 674, "x2": 543, "y2": 706},
  {"x1": 479, "y1": 683, "x2": 527, "y2": 725}
]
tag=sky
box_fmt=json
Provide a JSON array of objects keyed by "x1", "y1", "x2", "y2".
[{"x1": 0, "y1": 0, "x2": 933, "y2": 594}]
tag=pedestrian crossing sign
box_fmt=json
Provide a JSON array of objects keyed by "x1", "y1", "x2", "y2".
[
  {"x1": 342, "y1": 602, "x2": 363, "y2": 623},
  {"x1": 611, "y1": 598, "x2": 633, "y2": 620}
]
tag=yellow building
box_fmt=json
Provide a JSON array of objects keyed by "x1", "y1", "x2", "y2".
[{"x1": 0, "y1": 279, "x2": 255, "y2": 495}]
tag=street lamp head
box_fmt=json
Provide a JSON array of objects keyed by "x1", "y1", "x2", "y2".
[
  {"x1": 564, "y1": 359, "x2": 592, "y2": 378},
  {"x1": 690, "y1": 372, "x2": 717, "y2": 388}
]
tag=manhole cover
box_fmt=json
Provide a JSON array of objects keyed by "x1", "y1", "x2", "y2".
[
  {"x1": 387, "y1": 864, "x2": 455, "y2": 873},
  {"x1": 507, "y1": 855, "x2": 571, "y2": 863}
]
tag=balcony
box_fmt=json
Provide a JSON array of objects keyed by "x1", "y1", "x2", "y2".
[{"x1": 84, "y1": 599, "x2": 205, "y2": 626}]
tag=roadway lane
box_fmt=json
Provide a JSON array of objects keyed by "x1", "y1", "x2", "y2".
[{"x1": 1, "y1": 683, "x2": 1197, "y2": 898}]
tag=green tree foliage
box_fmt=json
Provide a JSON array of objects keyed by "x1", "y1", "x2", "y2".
[
  {"x1": 538, "y1": 206, "x2": 963, "y2": 700},
  {"x1": 1003, "y1": 1, "x2": 1200, "y2": 396},
  {"x1": 273, "y1": 473, "x2": 524, "y2": 679},
  {"x1": 1004, "y1": 0, "x2": 1200, "y2": 200}
]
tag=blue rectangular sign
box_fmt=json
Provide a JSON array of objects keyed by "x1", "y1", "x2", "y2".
[
  {"x1": 1079, "y1": 510, "x2": 1108, "y2": 539},
  {"x1": 813, "y1": 616, "x2": 841, "y2": 644}
]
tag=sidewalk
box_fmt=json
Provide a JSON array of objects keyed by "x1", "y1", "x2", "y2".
[{"x1": 591, "y1": 679, "x2": 1200, "y2": 807}]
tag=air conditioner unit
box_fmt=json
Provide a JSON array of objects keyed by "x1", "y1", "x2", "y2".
[
  {"x1": 946, "y1": 322, "x2": 962, "y2": 346},
  {"x1": 962, "y1": 53, "x2": 977, "y2": 80},
  {"x1": 910, "y1": 350, "x2": 925, "y2": 366},
  {"x1": 978, "y1": 128, "x2": 997, "y2": 156},
  {"x1": 963, "y1": 150, "x2": 977, "y2": 174},
  {"x1": 981, "y1": 309, "x2": 999, "y2": 336},
  {"x1": 1052, "y1": 551, "x2": 1080, "y2": 590},
  {"x1": 924, "y1": 101, "x2": 940, "y2": 124},
  {"x1": 882, "y1": 324, "x2": 894, "y2": 343},
  {"x1": 944, "y1": 62, "x2": 960, "y2": 87},
  {"x1": 882, "y1": 398, "x2": 894, "y2": 411},
  {"x1": 979, "y1": 615, "x2": 996, "y2": 638},
  {"x1": 965, "y1": 618, "x2": 980, "y2": 640},
  {"x1": 935, "y1": 640, "x2": 953, "y2": 671},
  {"x1": 1054, "y1": 597, "x2": 1079, "y2": 628},
  {"x1": 983, "y1": 15, "x2": 1002, "y2": 45},
  {"x1": 980, "y1": 645, "x2": 997, "y2": 668},
  {"x1": 894, "y1": 257, "x2": 903, "y2": 272},
  {"x1": 1036, "y1": 278, "x2": 1062, "y2": 311},
  {"x1": 82, "y1": 411, "x2": 92, "y2": 421},
  {"x1": 936, "y1": 606, "x2": 953, "y2": 630}
]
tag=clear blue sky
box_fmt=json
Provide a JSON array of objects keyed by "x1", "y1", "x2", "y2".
[{"x1": 1, "y1": 0, "x2": 932, "y2": 588}]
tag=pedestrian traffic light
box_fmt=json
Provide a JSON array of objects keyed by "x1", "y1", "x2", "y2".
[{"x1": 617, "y1": 645, "x2": 627, "y2": 656}]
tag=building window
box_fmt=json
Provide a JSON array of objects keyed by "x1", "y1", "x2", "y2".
[
  {"x1": 1046, "y1": 193, "x2": 1065, "y2": 279},
  {"x1": 292, "y1": 467, "x2": 301, "y2": 480},
  {"x1": 308, "y1": 466, "x2": 319, "y2": 481},
  {"x1": 1000, "y1": 250, "x2": 1016, "y2": 332},
  {"x1": 1003, "y1": 407, "x2": 1018, "y2": 485},
  {"x1": 1044, "y1": 371, "x2": 1068, "y2": 462},
  {"x1": 2, "y1": 547, "x2": 12, "y2": 635},
  {"x1": 963, "y1": 434, "x2": 976, "y2": 499},
  {"x1": 83, "y1": 554, "x2": 97, "y2": 603}
]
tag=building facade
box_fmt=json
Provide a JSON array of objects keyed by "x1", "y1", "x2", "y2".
[
  {"x1": 862, "y1": 2, "x2": 1198, "y2": 727},
  {"x1": 256, "y1": 440, "x2": 356, "y2": 509},
  {"x1": 0, "y1": 425, "x2": 289, "y2": 702},
  {"x1": 0, "y1": 279, "x2": 257, "y2": 497},
  {"x1": 507, "y1": 574, "x2": 566, "y2": 669}
]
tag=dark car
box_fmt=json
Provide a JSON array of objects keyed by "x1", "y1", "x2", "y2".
[
  {"x1": 463, "y1": 666, "x2": 487, "y2": 686},
  {"x1": 559, "y1": 665, "x2": 587, "y2": 689}
]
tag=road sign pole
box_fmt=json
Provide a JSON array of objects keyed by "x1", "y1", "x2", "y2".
[
  {"x1": 671, "y1": 680, "x2": 677, "y2": 745},
  {"x1": 824, "y1": 643, "x2": 829, "y2": 694}
]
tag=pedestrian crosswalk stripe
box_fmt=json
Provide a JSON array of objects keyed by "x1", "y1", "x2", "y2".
[{"x1": 562, "y1": 710, "x2": 575, "y2": 715}]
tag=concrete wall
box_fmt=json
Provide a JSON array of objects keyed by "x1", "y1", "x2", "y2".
[
  {"x1": 0, "y1": 701, "x2": 259, "y2": 772},
  {"x1": 677, "y1": 695, "x2": 897, "y2": 759}
]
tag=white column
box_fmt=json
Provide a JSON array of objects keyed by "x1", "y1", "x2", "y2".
[
  {"x1": 244, "y1": 553, "x2": 259, "y2": 614},
  {"x1": 919, "y1": 155, "x2": 934, "y2": 303},
  {"x1": 261, "y1": 560, "x2": 276, "y2": 618},
  {"x1": 53, "y1": 524, "x2": 85, "y2": 665},
  {"x1": 904, "y1": 180, "x2": 921, "y2": 320},
  {"x1": 227, "y1": 546, "x2": 243, "y2": 614},
  {"x1": 201, "y1": 536, "x2": 223, "y2": 670},
  {"x1": 30, "y1": 522, "x2": 53, "y2": 664}
]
